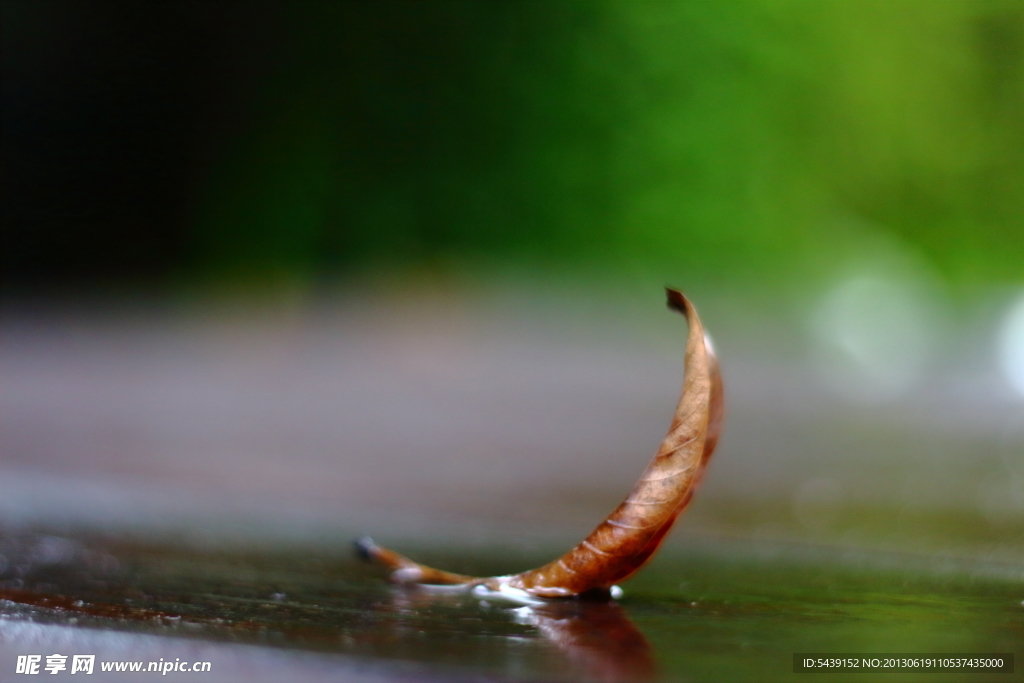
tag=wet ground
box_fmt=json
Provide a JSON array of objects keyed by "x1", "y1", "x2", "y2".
[
  {"x1": 1, "y1": 530, "x2": 1021, "y2": 682},
  {"x1": 2, "y1": 281, "x2": 1023, "y2": 680}
]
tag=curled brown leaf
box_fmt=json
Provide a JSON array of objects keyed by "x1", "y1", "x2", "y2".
[{"x1": 356, "y1": 288, "x2": 723, "y2": 600}]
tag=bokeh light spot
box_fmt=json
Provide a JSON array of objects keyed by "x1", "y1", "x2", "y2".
[
  {"x1": 811, "y1": 274, "x2": 936, "y2": 402},
  {"x1": 998, "y1": 293, "x2": 1024, "y2": 398}
]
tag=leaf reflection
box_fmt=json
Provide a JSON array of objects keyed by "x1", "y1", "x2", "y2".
[
  {"x1": 512, "y1": 600, "x2": 656, "y2": 682},
  {"x1": 387, "y1": 587, "x2": 656, "y2": 682}
]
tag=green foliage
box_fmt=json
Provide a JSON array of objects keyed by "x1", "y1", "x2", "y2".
[{"x1": 191, "y1": 0, "x2": 1024, "y2": 287}]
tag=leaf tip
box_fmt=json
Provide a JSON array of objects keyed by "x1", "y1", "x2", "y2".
[
  {"x1": 353, "y1": 535, "x2": 377, "y2": 562},
  {"x1": 665, "y1": 288, "x2": 688, "y2": 316}
]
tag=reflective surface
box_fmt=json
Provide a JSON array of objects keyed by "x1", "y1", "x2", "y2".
[{"x1": 1, "y1": 530, "x2": 1022, "y2": 682}]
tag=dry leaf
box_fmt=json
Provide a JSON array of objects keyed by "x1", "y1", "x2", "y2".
[{"x1": 356, "y1": 288, "x2": 723, "y2": 600}]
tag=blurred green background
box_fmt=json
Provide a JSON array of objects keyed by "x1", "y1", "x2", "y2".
[{"x1": 4, "y1": 0, "x2": 1024, "y2": 294}]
